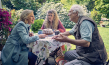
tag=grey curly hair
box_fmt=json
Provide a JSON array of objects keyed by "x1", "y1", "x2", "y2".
[{"x1": 71, "y1": 4, "x2": 84, "y2": 16}]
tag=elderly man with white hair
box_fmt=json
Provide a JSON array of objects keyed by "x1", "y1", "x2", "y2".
[{"x1": 53, "y1": 4, "x2": 107, "y2": 65}]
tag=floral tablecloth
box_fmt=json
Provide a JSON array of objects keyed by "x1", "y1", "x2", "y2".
[
  {"x1": 27, "y1": 33, "x2": 71, "y2": 65},
  {"x1": 32, "y1": 37, "x2": 65, "y2": 64}
]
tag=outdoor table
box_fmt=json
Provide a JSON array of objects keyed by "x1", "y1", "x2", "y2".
[
  {"x1": 27, "y1": 33, "x2": 71, "y2": 65},
  {"x1": 32, "y1": 36, "x2": 65, "y2": 65}
]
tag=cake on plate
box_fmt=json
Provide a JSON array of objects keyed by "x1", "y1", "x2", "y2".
[{"x1": 42, "y1": 29, "x2": 53, "y2": 35}]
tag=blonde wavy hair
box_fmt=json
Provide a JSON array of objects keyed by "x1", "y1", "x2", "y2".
[
  {"x1": 44, "y1": 9, "x2": 59, "y2": 29},
  {"x1": 19, "y1": 9, "x2": 33, "y2": 24}
]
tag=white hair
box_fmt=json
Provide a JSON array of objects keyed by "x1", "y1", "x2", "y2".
[{"x1": 71, "y1": 4, "x2": 84, "y2": 16}]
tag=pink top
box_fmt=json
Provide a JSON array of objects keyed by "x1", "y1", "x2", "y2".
[{"x1": 41, "y1": 20, "x2": 66, "y2": 32}]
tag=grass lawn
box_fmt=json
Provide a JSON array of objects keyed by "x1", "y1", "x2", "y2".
[{"x1": 66, "y1": 25, "x2": 109, "y2": 59}]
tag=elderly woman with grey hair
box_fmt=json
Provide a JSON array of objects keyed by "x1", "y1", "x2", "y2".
[
  {"x1": 1, "y1": 9, "x2": 46, "y2": 65},
  {"x1": 53, "y1": 4, "x2": 107, "y2": 65}
]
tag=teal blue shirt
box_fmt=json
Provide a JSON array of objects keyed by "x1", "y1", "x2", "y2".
[{"x1": 69, "y1": 20, "x2": 94, "y2": 42}]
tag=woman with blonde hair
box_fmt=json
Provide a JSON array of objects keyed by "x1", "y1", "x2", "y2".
[
  {"x1": 1, "y1": 9, "x2": 46, "y2": 65},
  {"x1": 41, "y1": 9, "x2": 66, "y2": 64},
  {"x1": 41, "y1": 9, "x2": 65, "y2": 32}
]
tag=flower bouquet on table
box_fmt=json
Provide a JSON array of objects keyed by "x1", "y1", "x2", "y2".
[{"x1": 0, "y1": 9, "x2": 13, "y2": 45}]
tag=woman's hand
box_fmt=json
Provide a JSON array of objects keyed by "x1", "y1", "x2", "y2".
[
  {"x1": 38, "y1": 34, "x2": 47, "y2": 38},
  {"x1": 29, "y1": 33, "x2": 34, "y2": 37}
]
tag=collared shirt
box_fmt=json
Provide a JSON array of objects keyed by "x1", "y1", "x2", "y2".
[
  {"x1": 25, "y1": 24, "x2": 31, "y2": 31},
  {"x1": 69, "y1": 20, "x2": 94, "y2": 42}
]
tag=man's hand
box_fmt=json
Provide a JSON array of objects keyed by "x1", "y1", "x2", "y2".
[
  {"x1": 53, "y1": 34, "x2": 68, "y2": 42},
  {"x1": 53, "y1": 34, "x2": 90, "y2": 47}
]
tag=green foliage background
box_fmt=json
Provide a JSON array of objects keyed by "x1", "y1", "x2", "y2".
[
  {"x1": 95, "y1": 0, "x2": 109, "y2": 18},
  {"x1": 2, "y1": 0, "x2": 41, "y2": 15},
  {"x1": 31, "y1": 19, "x2": 44, "y2": 33},
  {"x1": 91, "y1": 9, "x2": 102, "y2": 24},
  {"x1": 35, "y1": 2, "x2": 74, "y2": 28}
]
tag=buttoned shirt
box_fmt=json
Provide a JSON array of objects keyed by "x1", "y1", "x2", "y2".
[{"x1": 69, "y1": 20, "x2": 94, "y2": 42}]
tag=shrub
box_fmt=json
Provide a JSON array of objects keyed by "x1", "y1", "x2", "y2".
[
  {"x1": 91, "y1": 9, "x2": 102, "y2": 24},
  {"x1": 10, "y1": 9, "x2": 24, "y2": 27},
  {"x1": 35, "y1": 2, "x2": 74, "y2": 28},
  {"x1": 10, "y1": 0, "x2": 41, "y2": 15},
  {"x1": 31, "y1": 19, "x2": 44, "y2": 33},
  {"x1": 0, "y1": 9, "x2": 13, "y2": 45}
]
